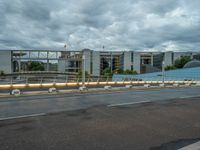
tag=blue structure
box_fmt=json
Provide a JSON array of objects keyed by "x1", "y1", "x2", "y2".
[{"x1": 113, "y1": 67, "x2": 200, "y2": 81}]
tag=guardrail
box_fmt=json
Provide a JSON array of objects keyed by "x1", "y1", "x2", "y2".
[{"x1": 0, "y1": 80, "x2": 199, "y2": 89}]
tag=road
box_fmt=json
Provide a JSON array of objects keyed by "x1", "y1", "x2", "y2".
[
  {"x1": 0, "y1": 87, "x2": 200, "y2": 150},
  {"x1": 0, "y1": 87, "x2": 200, "y2": 119}
]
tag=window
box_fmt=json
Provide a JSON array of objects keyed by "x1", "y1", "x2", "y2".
[
  {"x1": 39, "y1": 52, "x2": 47, "y2": 58},
  {"x1": 30, "y1": 51, "x2": 39, "y2": 58}
]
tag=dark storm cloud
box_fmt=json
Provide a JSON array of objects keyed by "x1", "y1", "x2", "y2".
[{"x1": 0, "y1": 0, "x2": 200, "y2": 51}]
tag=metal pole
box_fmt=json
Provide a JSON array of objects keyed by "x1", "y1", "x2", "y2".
[
  {"x1": 82, "y1": 55, "x2": 85, "y2": 86},
  {"x1": 162, "y1": 61, "x2": 165, "y2": 84},
  {"x1": 111, "y1": 53, "x2": 113, "y2": 72}
]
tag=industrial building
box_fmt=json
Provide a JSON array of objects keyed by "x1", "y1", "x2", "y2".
[{"x1": 0, "y1": 49, "x2": 200, "y2": 76}]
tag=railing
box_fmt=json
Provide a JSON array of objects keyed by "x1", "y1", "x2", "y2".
[{"x1": 0, "y1": 75, "x2": 200, "y2": 89}]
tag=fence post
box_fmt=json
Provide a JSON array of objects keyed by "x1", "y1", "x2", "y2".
[
  {"x1": 10, "y1": 76, "x2": 13, "y2": 85},
  {"x1": 40, "y1": 77, "x2": 43, "y2": 84},
  {"x1": 26, "y1": 77, "x2": 28, "y2": 85}
]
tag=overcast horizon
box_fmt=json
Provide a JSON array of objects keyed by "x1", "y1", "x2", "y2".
[{"x1": 0, "y1": 0, "x2": 200, "y2": 51}]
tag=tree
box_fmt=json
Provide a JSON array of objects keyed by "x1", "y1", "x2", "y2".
[
  {"x1": 114, "y1": 69, "x2": 138, "y2": 75},
  {"x1": 0, "y1": 70, "x2": 5, "y2": 76},
  {"x1": 102, "y1": 68, "x2": 113, "y2": 77},
  {"x1": 27, "y1": 61, "x2": 45, "y2": 71},
  {"x1": 123, "y1": 69, "x2": 138, "y2": 75},
  {"x1": 113, "y1": 68, "x2": 124, "y2": 74},
  {"x1": 174, "y1": 56, "x2": 191, "y2": 68},
  {"x1": 102, "y1": 68, "x2": 138, "y2": 77},
  {"x1": 165, "y1": 65, "x2": 176, "y2": 71}
]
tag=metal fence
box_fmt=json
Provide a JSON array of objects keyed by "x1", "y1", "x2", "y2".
[
  {"x1": 1, "y1": 67, "x2": 200, "y2": 91},
  {"x1": 0, "y1": 75, "x2": 113, "y2": 85}
]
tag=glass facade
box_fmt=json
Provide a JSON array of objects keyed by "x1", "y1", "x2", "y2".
[
  {"x1": 153, "y1": 53, "x2": 164, "y2": 69},
  {"x1": 100, "y1": 53, "x2": 123, "y2": 75},
  {"x1": 113, "y1": 67, "x2": 200, "y2": 81}
]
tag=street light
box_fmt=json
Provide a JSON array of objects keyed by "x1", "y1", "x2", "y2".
[
  {"x1": 82, "y1": 55, "x2": 85, "y2": 87},
  {"x1": 79, "y1": 54, "x2": 88, "y2": 91},
  {"x1": 64, "y1": 44, "x2": 67, "y2": 51}
]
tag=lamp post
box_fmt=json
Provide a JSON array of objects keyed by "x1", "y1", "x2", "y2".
[
  {"x1": 64, "y1": 44, "x2": 67, "y2": 51},
  {"x1": 110, "y1": 52, "x2": 113, "y2": 73},
  {"x1": 82, "y1": 55, "x2": 85, "y2": 87}
]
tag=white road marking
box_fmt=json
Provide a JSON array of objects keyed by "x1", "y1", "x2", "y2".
[
  {"x1": 178, "y1": 141, "x2": 200, "y2": 150},
  {"x1": 179, "y1": 95, "x2": 200, "y2": 99},
  {"x1": 0, "y1": 113, "x2": 46, "y2": 121},
  {"x1": 107, "y1": 100, "x2": 150, "y2": 107}
]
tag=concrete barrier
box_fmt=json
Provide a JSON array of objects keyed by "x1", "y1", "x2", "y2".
[
  {"x1": 184, "y1": 83, "x2": 191, "y2": 86},
  {"x1": 104, "y1": 85, "x2": 112, "y2": 90},
  {"x1": 125, "y1": 85, "x2": 133, "y2": 88},
  {"x1": 79, "y1": 86, "x2": 88, "y2": 91},
  {"x1": 194, "y1": 83, "x2": 200, "y2": 86},
  {"x1": 144, "y1": 84, "x2": 150, "y2": 87},
  {"x1": 11, "y1": 89, "x2": 21, "y2": 96},
  {"x1": 173, "y1": 83, "x2": 179, "y2": 87},
  {"x1": 159, "y1": 84, "x2": 165, "y2": 87},
  {"x1": 48, "y1": 87, "x2": 57, "y2": 93}
]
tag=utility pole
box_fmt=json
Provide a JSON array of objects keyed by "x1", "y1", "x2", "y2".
[
  {"x1": 64, "y1": 44, "x2": 67, "y2": 51},
  {"x1": 79, "y1": 54, "x2": 87, "y2": 91},
  {"x1": 110, "y1": 52, "x2": 113, "y2": 72}
]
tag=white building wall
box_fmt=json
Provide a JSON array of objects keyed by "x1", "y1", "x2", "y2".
[
  {"x1": 92, "y1": 51, "x2": 100, "y2": 76},
  {"x1": 0, "y1": 51, "x2": 12, "y2": 74},
  {"x1": 164, "y1": 52, "x2": 173, "y2": 67},
  {"x1": 151, "y1": 53, "x2": 154, "y2": 66},
  {"x1": 133, "y1": 52, "x2": 141, "y2": 74},
  {"x1": 58, "y1": 60, "x2": 66, "y2": 72},
  {"x1": 123, "y1": 51, "x2": 132, "y2": 70},
  {"x1": 83, "y1": 49, "x2": 91, "y2": 74}
]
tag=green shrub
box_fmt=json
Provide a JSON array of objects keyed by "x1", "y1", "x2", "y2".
[
  {"x1": 0, "y1": 70, "x2": 5, "y2": 76},
  {"x1": 165, "y1": 65, "x2": 177, "y2": 71},
  {"x1": 174, "y1": 56, "x2": 191, "y2": 68}
]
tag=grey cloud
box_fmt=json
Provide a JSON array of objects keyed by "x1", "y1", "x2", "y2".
[
  {"x1": 22, "y1": 2, "x2": 50, "y2": 21},
  {"x1": 0, "y1": 0, "x2": 200, "y2": 51}
]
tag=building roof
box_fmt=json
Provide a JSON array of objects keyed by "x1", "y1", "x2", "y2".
[
  {"x1": 113, "y1": 67, "x2": 200, "y2": 81},
  {"x1": 183, "y1": 60, "x2": 200, "y2": 68}
]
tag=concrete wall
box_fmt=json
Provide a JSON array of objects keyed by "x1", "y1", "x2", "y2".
[
  {"x1": 164, "y1": 52, "x2": 173, "y2": 67},
  {"x1": 83, "y1": 49, "x2": 91, "y2": 74},
  {"x1": 92, "y1": 51, "x2": 100, "y2": 76},
  {"x1": 0, "y1": 51, "x2": 12, "y2": 74},
  {"x1": 58, "y1": 60, "x2": 66, "y2": 72},
  {"x1": 150, "y1": 53, "x2": 154, "y2": 66},
  {"x1": 123, "y1": 51, "x2": 132, "y2": 70},
  {"x1": 133, "y1": 52, "x2": 141, "y2": 74}
]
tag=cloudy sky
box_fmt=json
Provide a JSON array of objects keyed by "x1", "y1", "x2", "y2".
[{"x1": 0, "y1": 0, "x2": 200, "y2": 51}]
